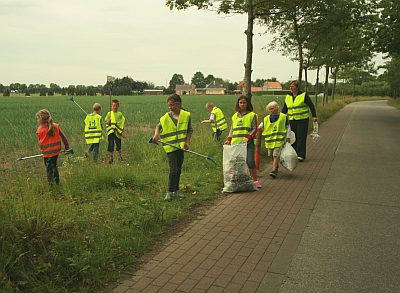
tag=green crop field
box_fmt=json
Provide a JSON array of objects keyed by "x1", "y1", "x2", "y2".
[{"x1": 0, "y1": 94, "x2": 281, "y2": 292}]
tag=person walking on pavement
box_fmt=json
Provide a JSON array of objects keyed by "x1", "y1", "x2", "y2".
[
  {"x1": 258, "y1": 101, "x2": 291, "y2": 178},
  {"x1": 84, "y1": 103, "x2": 103, "y2": 162},
  {"x1": 224, "y1": 95, "x2": 261, "y2": 189},
  {"x1": 282, "y1": 80, "x2": 318, "y2": 161},
  {"x1": 105, "y1": 99, "x2": 126, "y2": 164},
  {"x1": 201, "y1": 102, "x2": 228, "y2": 142},
  {"x1": 35, "y1": 109, "x2": 70, "y2": 185},
  {"x1": 152, "y1": 94, "x2": 193, "y2": 201}
]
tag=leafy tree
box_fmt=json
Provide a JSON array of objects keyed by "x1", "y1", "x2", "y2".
[
  {"x1": 168, "y1": 73, "x2": 185, "y2": 90},
  {"x1": 67, "y1": 85, "x2": 76, "y2": 96},
  {"x1": 0, "y1": 84, "x2": 4, "y2": 93},
  {"x1": 254, "y1": 78, "x2": 267, "y2": 87},
  {"x1": 204, "y1": 74, "x2": 215, "y2": 85},
  {"x1": 375, "y1": 0, "x2": 400, "y2": 55},
  {"x1": 191, "y1": 71, "x2": 206, "y2": 88}
]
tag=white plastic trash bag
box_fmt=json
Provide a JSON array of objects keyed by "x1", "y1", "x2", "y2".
[
  {"x1": 223, "y1": 143, "x2": 257, "y2": 193},
  {"x1": 280, "y1": 142, "x2": 298, "y2": 171},
  {"x1": 310, "y1": 121, "x2": 320, "y2": 143},
  {"x1": 289, "y1": 130, "x2": 296, "y2": 145}
]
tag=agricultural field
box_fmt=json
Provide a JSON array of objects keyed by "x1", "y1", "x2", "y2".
[{"x1": 0, "y1": 94, "x2": 281, "y2": 292}]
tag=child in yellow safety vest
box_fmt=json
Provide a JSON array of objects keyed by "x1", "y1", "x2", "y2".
[
  {"x1": 36, "y1": 109, "x2": 70, "y2": 185},
  {"x1": 84, "y1": 103, "x2": 103, "y2": 162},
  {"x1": 152, "y1": 94, "x2": 193, "y2": 201},
  {"x1": 105, "y1": 99, "x2": 126, "y2": 164},
  {"x1": 224, "y1": 95, "x2": 261, "y2": 189},
  {"x1": 258, "y1": 101, "x2": 291, "y2": 178},
  {"x1": 201, "y1": 102, "x2": 228, "y2": 142}
]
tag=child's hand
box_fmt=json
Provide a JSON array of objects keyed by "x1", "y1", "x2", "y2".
[
  {"x1": 224, "y1": 140, "x2": 231, "y2": 145},
  {"x1": 184, "y1": 142, "x2": 190, "y2": 150},
  {"x1": 152, "y1": 136, "x2": 159, "y2": 144},
  {"x1": 243, "y1": 137, "x2": 249, "y2": 143}
]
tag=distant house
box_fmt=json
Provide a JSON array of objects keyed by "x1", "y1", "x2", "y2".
[
  {"x1": 236, "y1": 81, "x2": 263, "y2": 93},
  {"x1": 175, "y1": 84, "x2": 196, "y2": 95},
  {"x1": 196, "y1": 81, "x2": 226, "y2": 95},
  {"x1": 263, "y1": 81, "x2": 283, "y2": 91},
  {"x1": 143, "y1": 89, "x2": 164, "y2": 96}
]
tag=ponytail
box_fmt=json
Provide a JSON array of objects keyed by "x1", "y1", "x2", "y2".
[{"x1": 36, "y1": 109, "x2": 56, "y2": 136}]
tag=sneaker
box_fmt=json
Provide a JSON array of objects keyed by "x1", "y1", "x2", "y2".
[
  {"x1": 254, "y1": 181, "x2": 262, "y2": 189},
  {"x1": 297, "y1": 157, "x2": 304, "y2": 162},
  {"x1": 173, "y1": 190, "x2": 185, "y2": 199},
  {"x1": 269, "y1": 170, "x2": 278, "y2": 179},
  {"x1": 164, "y1": 192, "x2": 173, "y2": 201}
]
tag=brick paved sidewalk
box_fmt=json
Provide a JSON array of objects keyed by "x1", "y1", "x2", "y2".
[{"x1": 112, "y1": 106, "x2": 354, "y2": 293}]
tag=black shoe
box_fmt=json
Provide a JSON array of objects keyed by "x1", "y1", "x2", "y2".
[{"x1": 269, "y1": 170, "x2": 278, "y2": 178}]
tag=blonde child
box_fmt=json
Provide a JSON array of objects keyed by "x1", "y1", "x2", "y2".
[
  {"x1": 259, "y1": 101, "x2": 291, "y2": 178},
  {"x1": 84, "y1": 103, "x2": 103, "y2": 162},
  {"x1": 201, "y1": 102, "x2": 228, "y2": 142},
  {"x1": 105, "y1": 99, "x2": 126, "y2": 164},
  {"x1": 224, "y1": 95, "x2": 261, "y2": 189},
  {"x1": 35, "y1": 109, "x2": 70, "y2": 185},
  {"x1": 152, "y1": 94, "x2": 193, "y2": 201}
]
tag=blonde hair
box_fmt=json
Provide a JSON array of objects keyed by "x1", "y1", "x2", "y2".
[
  {"x1": 36, "y1": 109, "x2": 56, "y2": 136},
  {"x1": 266, "y1": 101, "x2": 279, "y2": 111},
  {"x1": 206, "y1": 102, "x2": 214, "y2": 109},
  {"x1": 93, "y1": 103, "x2": 102, "y2": 111}
]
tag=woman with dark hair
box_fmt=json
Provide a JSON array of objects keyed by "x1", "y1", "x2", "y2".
[
  {"x1": 225, "y1": 95, "x2": 261, "y2": 189},
  {"x1": 282, "y1": 80, "x2": 318, "y2": 161}
]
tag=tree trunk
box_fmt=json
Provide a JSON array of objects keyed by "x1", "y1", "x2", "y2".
[
  {"x1": 315, "y1": 66, "x2": 320, "y2": 106},
  {"x1": 292, "y1": 15, "x2": 303, "y2": 84},
  {"x1": 304, "y1": 66, "x2": 308, "y2": 92},
  {"x1": 244, "y1": 0, "x2": 254, "y2": 100},
  {"x1": 352, "y1": 80, "x2": 355, "y2": 97},
  {"x1": 332, "y1": 67, "x2": 338, "y2": 101},
  {"x1": 323, "y1": 65, "x2": 329, "y2": 106}
]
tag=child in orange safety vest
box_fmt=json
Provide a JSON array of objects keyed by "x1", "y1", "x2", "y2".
[{"x1": 36, "y1": 109, "x2": 70, "y2": 185}]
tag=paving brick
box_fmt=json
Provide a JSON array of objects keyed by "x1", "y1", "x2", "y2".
[
  {"x1": 176, "y1": 278, "x2": 199, "y2": 292},
  {"x1": 159, "y1": 283, "x2": 178, "y2": 293},
  {"x1": 213, "y1": 273, "x2": 233, "y2": 287},
  {"x1": 189, "y1": 267, "x2": 208, "y2": 280},
  {"x1": 130, "y1": 276, "x2": 153, "y2": 291},
  {"x1": 195, "y1": 276, "x2": 215, "y2": 290},
  {"x1": 169, "y1": 271, "x2": 190, "y2": 285}
]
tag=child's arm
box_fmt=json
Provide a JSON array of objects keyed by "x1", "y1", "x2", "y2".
[
  {"x1": 60, "y1": 130, "x2": 70, "y2": 150},
  {"x1": 224, "y1": 126, "x2": 233, "y2": 145},
  {"x1": 243, "y1": 115, "x2": 258, "y2": 142},
  {"x1": 286, "y1": 118, "x2": 291, "y2": 143},
  {"x1": 201, "y1": 113, "x2": 215, "y2": 124},
  {"x1": 152, "y1": 123, "x2": 161, "y2": 144}
]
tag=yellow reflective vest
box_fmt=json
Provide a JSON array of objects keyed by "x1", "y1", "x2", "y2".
[
  {"x1": 159, "y1": 110, "x2": 190, "y2": 153},
  {"x1": 105, "y1": 111, "x2": 125, "y2": 138},
  {"x1": 84, "y1": 114, "x2": 103, "y2": 144},
  {"x1": 262, "y1": 113, "x2": 287, "y2": 149},
  {"x1": 211, "y1": 107, "x2": 228, "y2": 133},
  {"x1": 285, "y1": 93, "x2": 310, "y2": 120},
  {"x1": 231, "y1": 112, "x2": 256, "y2": 145}
]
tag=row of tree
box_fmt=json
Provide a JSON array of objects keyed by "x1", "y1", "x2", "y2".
[{"x1": 166, "y1": 0, "x2": 400, "y2": 99}]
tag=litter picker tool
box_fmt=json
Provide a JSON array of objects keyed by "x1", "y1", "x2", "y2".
[
  {"x1": 16, "y1": 149, "x2": 75, "y2": 161},
  {"x1": 148, "y1": 138, "x2": 216, "y2": 164},
  {"x1": 67, "y1": 96, "x2": 88, "y2": 115}
]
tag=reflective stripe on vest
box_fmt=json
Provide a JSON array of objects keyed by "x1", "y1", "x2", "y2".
[
  {"x1": 37, "y1": 123, "x2": 62, "y2": 158},
  {"x1": 159, "y1": 110, "x2": 190, "y2": 153},
  {"x1": 211, "y1": 107, "x2": 228, "y2": 133},
  {"x1": 262, "y1": 113, "x2": 287, "y2": 149},
  {"x1": 106, "y1": 111, "x2": 125, "y2": 138},
  {"x1": 285, "y1": 93, "x2": 310, "y2": 120},
  {"x1": 231, "y1": 112, "x2": 256, "y2": 145},
  {"x1": 84, "y1": 114, "x2": 103, "y2": 144}
]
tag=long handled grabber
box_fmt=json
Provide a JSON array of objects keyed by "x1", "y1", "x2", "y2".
[
  {"x1": 67, "y1": 96, "x2": 88, "y2": 115},
  {"x1": 148, "y1": 138, "x2": 216, "y2": 164},
  {"x1": 16, "y1": 149, "x2": 75, "y2": 161}
]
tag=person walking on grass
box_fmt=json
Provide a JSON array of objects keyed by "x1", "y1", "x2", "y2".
[
  {"x1": 84, "y1": 103, "x2": 103, "y2": 162},
  {"x1": 224, "y1": 95, "x2": 261, "y2": 189},
  {"x1": 152, "y1": 94, "x2": 193, "y2": 201},
  {"x1": 282, "y1": 80, "x2": 318, "y2": 162},
  {"x1": 105, "y1": 99, "x2": 126, "y2": 164},
  {"x1": 36, "y1": 109, "x2": 70, "y2": 185},
  {"x1": 258, "y1": 101, "x2": 291, "y2": 179},
  {"x1": 201, "y1": 102, "x2": 228, "y2": 142}
]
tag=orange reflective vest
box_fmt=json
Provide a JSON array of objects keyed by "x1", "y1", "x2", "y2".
[{"x1": 36, "y1": 123, "x2": 62, "y2": 158}]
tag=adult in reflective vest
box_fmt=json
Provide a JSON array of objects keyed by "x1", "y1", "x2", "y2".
[
  {"x1": 105, "y1": 99, "x2": 126, "y2": 164},
  {"x1": 36, "y1": 109, "x2": 70, "y2": 185},
  {"x1": 152, "y1": 94, "x2": 193, "y2": 201},
  {"x1": 201, "y1": 102, "x2": 228, "y2": 142},
  {"x1": 84, "y1": 103, "x2": 103, "y2": 162},
  {"x1": 282, "y1": 80, "x2": 318, "y2": 161},
  {"x1": 225, "y1": 95, "x2": 261, "y2": 189},
  {"x1": 259, "y1": 101, "x2": 291, "y2": 178}
]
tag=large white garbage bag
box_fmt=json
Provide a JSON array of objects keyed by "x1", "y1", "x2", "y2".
[
  {"x1": 280, "y1": 142, "x2": 298, "y2": 171},
  {"x1": 223, "y1": 143, "x2": 257, "y2": 193}
]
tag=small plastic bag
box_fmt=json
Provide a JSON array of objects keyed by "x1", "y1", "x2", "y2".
[
  {"x1": 280, "y1": 142, "x2": 298, "y2": 171},
  {"x1": 288, "y1": 130, "x2": 296, "y2": 145},
  {"x1": 310, "y1": 121, "x2": 320, "y2": 143},
  {"x1": 223, "y1": 143, "x2": 257, "y2": 193}
]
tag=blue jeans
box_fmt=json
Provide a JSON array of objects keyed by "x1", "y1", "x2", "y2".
[
  {"x1": 88, "y1": 143, "x2": 100, "y2": 161},
  {"x1": 107, "y1": 133, "x2": 121, "y2": 152},
  {"x1": 166, "y1": 150, "x2": 184, "y2": 192}
]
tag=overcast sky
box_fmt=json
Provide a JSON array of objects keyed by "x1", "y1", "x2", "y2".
[{"x1": 0, "y1": 0, "x2": 381, "y2": 87}]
